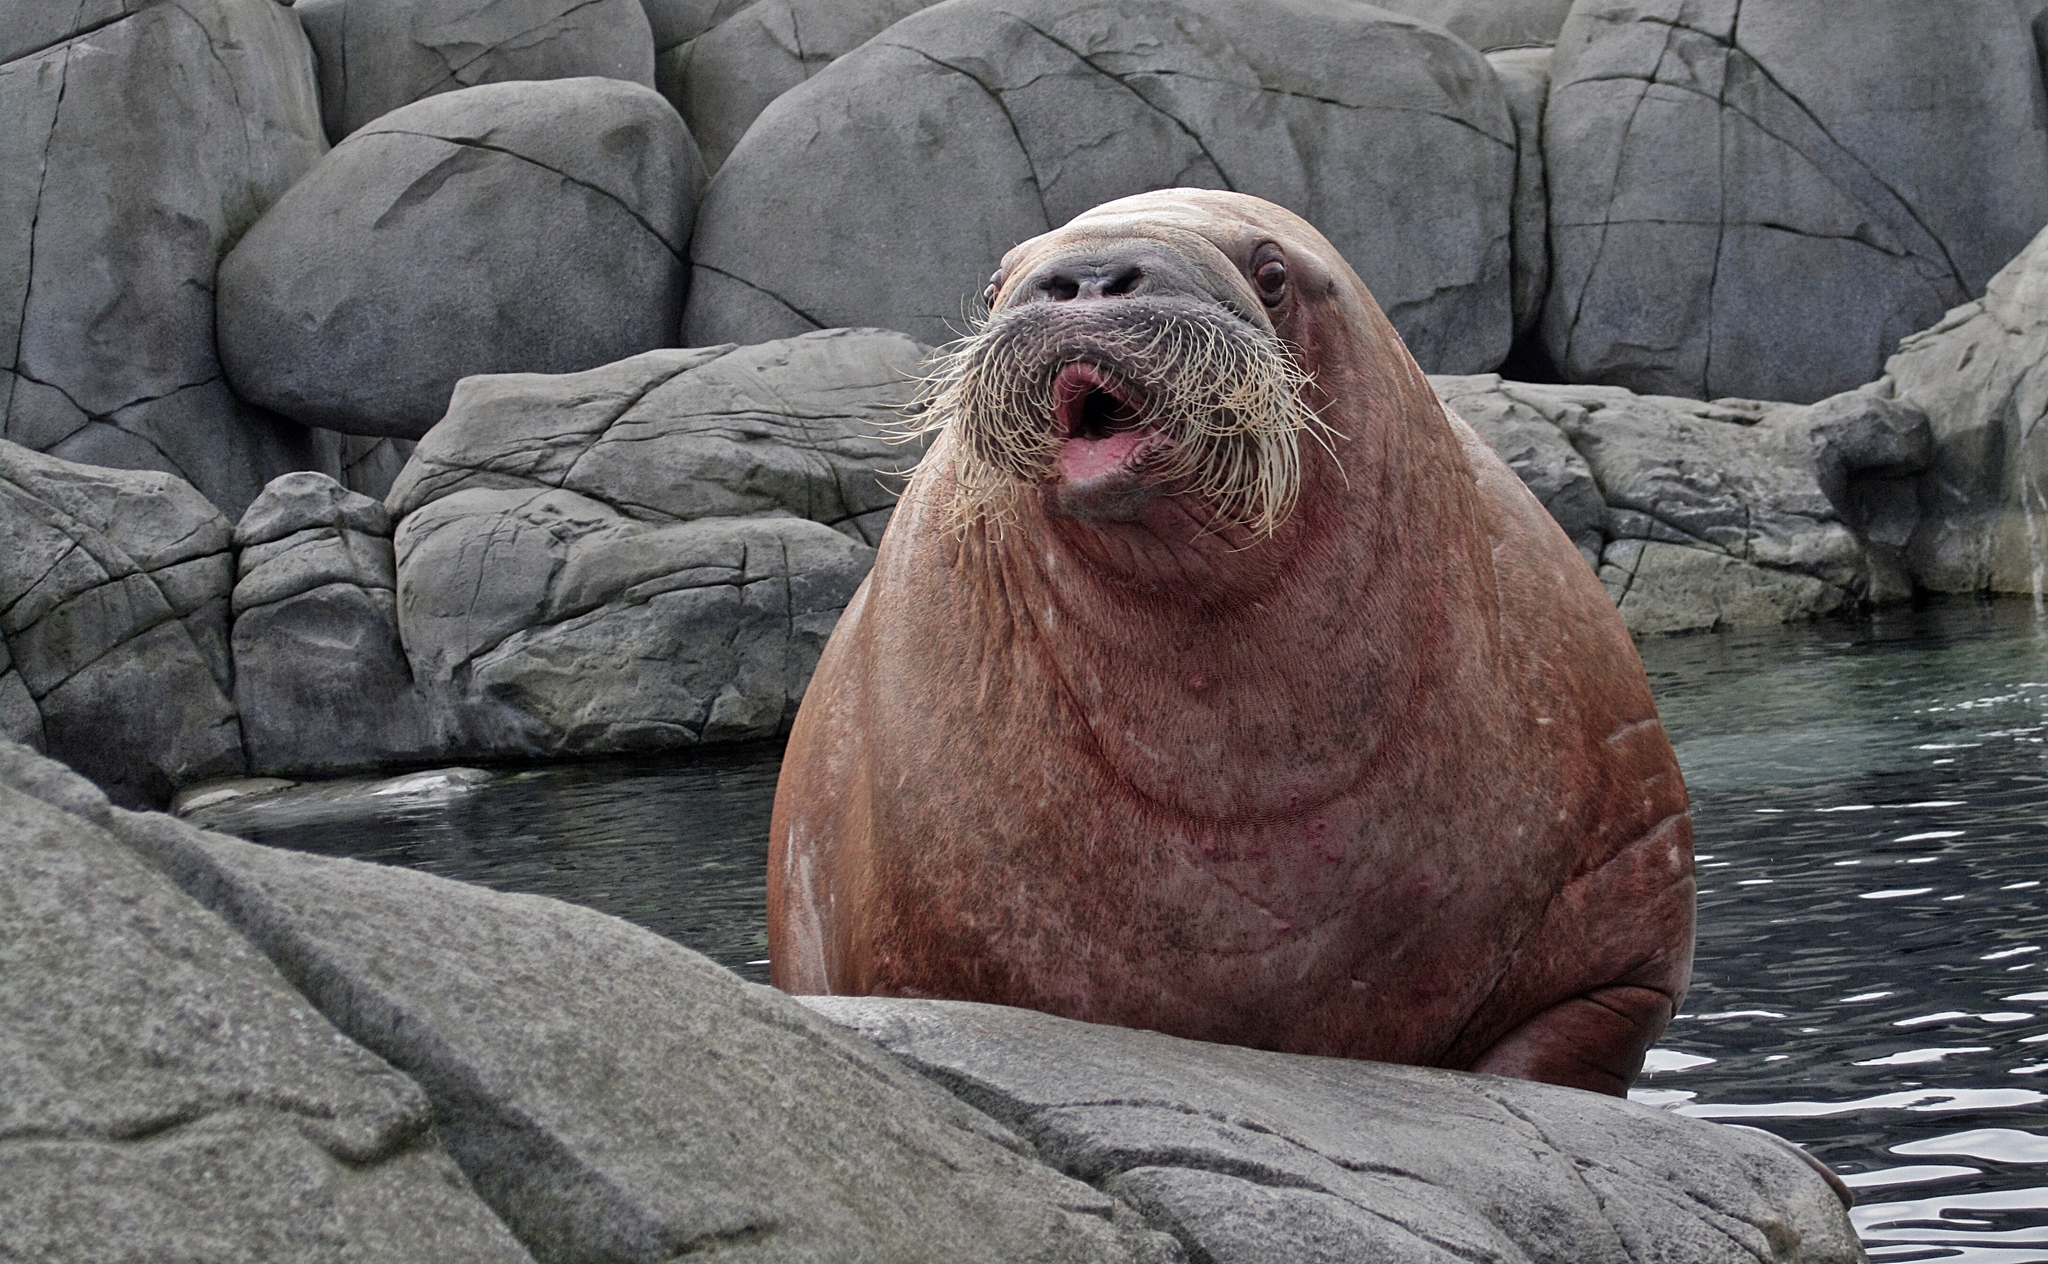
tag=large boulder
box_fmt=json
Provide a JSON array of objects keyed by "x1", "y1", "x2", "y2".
[
  {"x1": 231, "y1": 473, "x2": 430, "y2": 776},
  {"x1": 296, "y1": 0, "x2": 656, "y2": 143},
  {"x1": 667, "y1": 0, "x2": 939, "y2": 172},
  {"x1": 380, "y1": 331, "x2": 923, "y2": 758},
  {"x1": 683, "y1": 0, "x2": 1517, "y2": 373},
  {"x1": 116, "y1": 780, "x2": 1176, "y2": 1264},
  {"x1": 0, "y1": 0, "x2": 338, "y2": 518},
  {"x1": 0, "y1": 442, "x2": 243, "y2": 806},
  {"x1": 1489, "y1": 46, "x2": 1552, "y2": 341},
  {"x1": 1438, "y1": 375, "x2": 1930, "y2": 633},
  {"x1": 1888, "y1": 220, "x2": 2048, "y2": 594},
  {"x1": 1367, "y1": 0, "x2": 1573, "y2": 51},
  {"x1": 804, "y1": 997, "x2": 1864, "y2": 1264},
  {"x1": 217, "y1": 78, "x2": 700, "y2": 441},
  {"x1": 0, "y1": 743, "x2": 533, "y2": 1264},
  {"x1": 1543, "y1": 0, "x2": 2048, "y2": 404}
]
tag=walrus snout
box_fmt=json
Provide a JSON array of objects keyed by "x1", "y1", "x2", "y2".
[{"x1": 1010, "y1": 242, "x2": 1216, "y2": 311}]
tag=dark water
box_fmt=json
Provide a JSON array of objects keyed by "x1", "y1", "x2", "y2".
[{"x1": 196, "y1": 600, "x2": 2048, "y2": 1262}]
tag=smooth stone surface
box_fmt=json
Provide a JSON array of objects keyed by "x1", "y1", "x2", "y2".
[
  {"x1": 231, "y1": 473, "x2": 428, "y2": 774},
  {"x1": 0, "y1": 0, "x2": 338, "y2": 518},
  {"x1": 121, "y1": 808, "x2": 1178, "y2": 1264},
  {"x1": 1890, "y1": 219, "x2": 2048, "y2": 594},
  {"x1": 296, "y1": 0, "x2": 656, "y2": 142},
  {"x1": 684, "y1": 0, "x2": 1516, "y2": 373},
  {"x1": 802, "y1": 996, "x2": 1865, "y2": 1264},
  {"x1": 0, "y1": 441, "x2": 242, "y2": 806},
  {"x1": 669, "y1": 0, "x2": 938, "y2": 172},
  {"x1": 0, "y1": 0, "x2": 149, "y2": 63},
  {"x1": 0, "y1": 742, "x2": 533, "y2": 1264},
  {"x1": 1543, "y1": 0, "x2": 2048, "y2": 403},
  {"x1": 1437, "y1": 375, "x2": 1925, "y2": 633},
  {"x1": 1488, "y1": 45, "x2": 1551, "y2": 341},
  {"x1": 1367, "y1": 0, "x2": 1573, "y2": 50},
  {"x1": 218, "y1": 78, "x2": 700, "y2": 440}
]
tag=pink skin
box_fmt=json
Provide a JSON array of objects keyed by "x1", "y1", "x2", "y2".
[{"x1": 769, "y1": 190, "x2": 1694, "y2": 1097}]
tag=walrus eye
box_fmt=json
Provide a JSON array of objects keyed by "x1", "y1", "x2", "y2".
[
  {"x1": 982, "y1": 271, "x2": 1002, "y2": 310},
  {"x1": 1255, "y1": 259, "x2": 1288, "y2": 305}
]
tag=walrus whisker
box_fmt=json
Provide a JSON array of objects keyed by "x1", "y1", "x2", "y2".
[{"x1": 904, "y1": 297, "x2": 1333, "y2": 538}]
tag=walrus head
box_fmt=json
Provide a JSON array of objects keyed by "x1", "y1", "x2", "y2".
[{"x1": 912, "y1": 191, "x2": 1346, "y2": 539}]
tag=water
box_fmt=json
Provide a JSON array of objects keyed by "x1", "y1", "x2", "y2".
[{"x1": 194, "y1": 599, "x2": 2048, "y2": 1262}]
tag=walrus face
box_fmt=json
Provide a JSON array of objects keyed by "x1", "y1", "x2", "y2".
[{"x1": 914, "y1": 193, "x2": 1334, "y2": 538}]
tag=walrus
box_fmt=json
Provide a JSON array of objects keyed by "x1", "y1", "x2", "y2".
[{"x1": 768, "y1": 189, "x2": 1694, "y2": 1096}]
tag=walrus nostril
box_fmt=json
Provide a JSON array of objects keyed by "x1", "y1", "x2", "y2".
[
  {"x1": 1044, "y1": 275, "x2": 1081, "y2": 301},
  {"x1": 1101, "y1": 265, "x2": 1143, "y2": 297}
]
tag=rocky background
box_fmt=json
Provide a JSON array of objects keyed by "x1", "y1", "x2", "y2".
[{"x1": 6, "y1": 0, "x2": 2048, "y2": 802}]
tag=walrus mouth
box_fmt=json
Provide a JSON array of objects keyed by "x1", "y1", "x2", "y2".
[{"x1": 909, "y1": 297, "x2": 1328, "y2": 536}]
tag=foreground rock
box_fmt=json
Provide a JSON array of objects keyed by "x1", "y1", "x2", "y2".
[
  {"x1": 295, "y1": 0, "x2": 656, "y2": 142},
  {"x1": 1438, "y1": 375, "x2": 1928, "y2": 633},
  {"x1": 685, "y1": 0, "x2": 1516, "y2": 372},
  {"x1": 218, "y1": 78, "x2": 700, "y2": 440},
  {"x1": 0, "y1": 745, "x2": 534, "y2": 1263},
  {"x1": 1543, "y1": 0, "x2": 2048, "y2": 403},
  {"x1": 0, "y1": 442, "x2": 242, "y2": 805},
  {"x1": 97, "y1": 769, "x2": 1177, "y2": 1262},
  {"x1": 1, "y1": 0, "x2": 335, "y2": 518},
  {"x1": 1369, "y1": 0, "x2": 1573, "y2": 52},
  {"x1": 1887, "y1": 220, "x2": 2048, "y2": 594},
  {"x1": 803, "y1": 997, "x2": 1862, "y2": 1263}
]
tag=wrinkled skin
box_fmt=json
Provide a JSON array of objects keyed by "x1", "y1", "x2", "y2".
[{"x1": 769, "y1": 190, "x2": 1693, "y2": 1096}]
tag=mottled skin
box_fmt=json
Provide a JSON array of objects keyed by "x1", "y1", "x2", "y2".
[{"x1": 769, "y1": 190, "x2": 1693, "y2": 1095}]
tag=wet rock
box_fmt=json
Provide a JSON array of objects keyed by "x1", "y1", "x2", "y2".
[
  {"x1": 1543, "y1": 0, "x2": 2048, "y2": 404},
  {"x1": 1437, "y1": 375, "x2": 1924, "y2": 633},
  {"x1": 217, "y1": 78, "x2": 700, "y2": 441},
  {"x1": 120, "y1": 804, "x2": 1177, "y2": 1264},
  {"x1": 296, "y1": 0, "x2": 656, "y2": 143},
  {"x1": 804, "y1": 996, "x2": 1862, "y2": 1264},
  {"x1": 0, "y1": 442, "x2": 242, "y2": 806},
  {"x1": 684, "y1": 0, "x2": 1517, "y2": 373},
  {"x1": 668, "y1": 0, "x2": 939, "y2": 173},
  {"x1": 1368, "y1": 0, "x2": 1573, "y2": 51},
  {"x1": 0, "y1": 0, "x2": 336, "y2": 518},
  {"x1": 231, "y1": 473, "x2": 430, "y2": 775},
  {"x1": 1889, "y1": 219, "x2": 2048, "y2": 594},
  {"x1": 0, "y1": 742, "x2": 533, "y2": 1264}
]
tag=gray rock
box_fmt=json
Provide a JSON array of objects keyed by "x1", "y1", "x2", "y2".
[
  {"x1": 803, "y1": 996, "x2": 1864, "y2": 1264},
  {"x1": 119, "y1": 807, "x2": 1178, "y2": 1264},
  {"x1": 0, "y1": 742, "x2": 533, "y2": 1264},
  {"x1": 1543, "y1": 0, "x2": 2048, "y2": 404},
  {"x1": 1488, "y1": 46, "x2": 1551, "y2": 341},
  {"x1": 0, "y1": 0, "x2": 149, "y2": 63},
  {"x1": 642, "y1": 0, "x2": 750, "y2": 51},
  {"x1": 217, "y1": 78, "x2": 701, "y2": 440},
  {"x1": 231, "y1": 473, "x2": 428, "y2": 774},
  {"x1": 1890, "y1": 219, "x2": 2048, "y2": 594},
  {"x1": 0, "y1": 442, "x2": 242, "y2": 806},
  {"x1": 340, "y1": 435, "x2": 419, "y2": 502},
  {"x1": 1366, "y1": 0, "x2": 1573, "y2": 51},
  {"x1": 0, "y1": 0, "x2": 339, "y2": 518},
  {"x1": 668, "y1": 0, "x2": 939, "y2": 172},
  {"x1": 1436, "y1": 375, "x2": 1922, "y2": 633},
  {"x1": 683, "y1": 0, "x2": 1517, "y2": 373},
  {"x1": 296, "y1": 0, "x2": 656, "y2": 143}
]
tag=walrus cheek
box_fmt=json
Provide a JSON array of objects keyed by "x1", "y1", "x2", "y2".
[{"x1": 1050, "y1": 430, "x2": 1163, "y2": 521}]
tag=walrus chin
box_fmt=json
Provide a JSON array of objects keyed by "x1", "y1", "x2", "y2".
[{"x1": 909, "y1": 295, "x2": 1329, "y2": 537}]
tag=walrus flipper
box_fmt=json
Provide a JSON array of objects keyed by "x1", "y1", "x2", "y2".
[{"x1": 1465, "y1": 983, "x2": 1676, "y2": 1097}]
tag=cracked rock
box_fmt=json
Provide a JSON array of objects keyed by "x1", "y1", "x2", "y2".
[
  {"x1": 1437, "y1": 374, "x2": 1915, "y2": 634},
  {"x1": 217, "y1": 78, "x2": 702, "y2": 441},
  {"x1": 1488, "y1": 45, "x2": 1552, "y2": 341},
  {"x1": 803, "y1": 996, "x2": 1865, "y2": 1264},
  {"x1": 0, "y1": 741, "x2": 533, "y2": 1264},
  {"x1": 0, "y1": 441, "x2": 243, "y2": 806},
  {"x1": 1889, "y1": 217, "x2": 2048, "y2": 594},
  {"x1": 665, "y1": 0, "x2": 941, "y2": 173},
  {"x1": 683, "y1": 0, "x2": 1517, "y2": 373},
  {"x1": 231, "y1": 472, "x2": 433, "y2": 776},
  {"x1": 376, "y1": 330, "x2": 923, "y2": 759},
  {"x1": 296, "y1": 0, "x2": 656, "y2": 143},
  {"x1": 0, "y1": 0, "x2": 346, "y2": 519},
  {"x1": 118, "y1": 798, "x2": 1178, "y2": 1264},
  {"x1": 1542, "y1": 0, "x2": 2048, "y2": 404}
]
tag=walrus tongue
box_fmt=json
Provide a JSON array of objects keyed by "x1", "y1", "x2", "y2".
[{"x1": 1054, "y1": 428, "x2": 1149, "y2": 482}]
